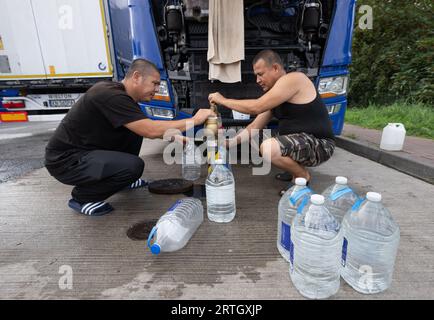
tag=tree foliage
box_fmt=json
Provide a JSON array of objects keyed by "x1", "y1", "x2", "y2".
[{"x1": 349, "y1": 0, "x2": 433, "y2": 106}]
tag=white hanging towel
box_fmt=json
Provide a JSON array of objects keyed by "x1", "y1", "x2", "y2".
[{"x1": 208, "y1": 0, "x2": 245, "y2": 83}]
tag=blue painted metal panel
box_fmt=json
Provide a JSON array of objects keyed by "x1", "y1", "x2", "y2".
[
  {"x1": 108, "y1": 0, "x2": 175, "y2": 117},
  {"x1": 107, "y1": 0, "x2": 166, "y2": 77},
  {"x1": 127, "y1": 0, "x2": 165, "y2": 76},
  {"x1": 107, "y1": 0, "x2": 134, "y2": 79},
  {"x1": 323, "y1": 96, "x2": 347, "y2": 135},
  {"x1": 321, "y1": 0, "x2": 357, "y2": 67},
  {"x1": 319, "y1": 1, "x2": 357, "y2": 135}
]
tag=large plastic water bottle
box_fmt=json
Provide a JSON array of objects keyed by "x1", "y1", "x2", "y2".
[
  {"x1": 277, "y1": 178, "x2": 312, "y2": 264},
  {"x1": 322, "y1": 176, "x2": 359, "y2": 223},
  {"x1": 205, "y1": 159, "x2": 236, "y2": 223},
  {"x1": 218, "y1": 143, "x2": 232, "y2": 172},
  {"x1": 291, "y1": 194, "x2": 343, "y2": 299},
  {"x1": 147, "y1": 198, "x2": 204, "y2": 255},
  {"x1": 341, "y1": 192, "x2": 400, "y2": 294},
  {"x1": 182, "y1": 140, "x2": 201, "y2": 181},
  {"x1": 207, "y1": 139, "x2": 218, "y2": 175}
]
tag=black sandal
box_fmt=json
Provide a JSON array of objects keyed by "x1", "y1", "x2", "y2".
[{"x1": 275, "y1": 172, "x2": 293, "y2": 181}]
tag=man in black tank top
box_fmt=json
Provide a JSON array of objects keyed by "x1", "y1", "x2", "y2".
[{"x1": 209, "y1": 50, "x2": 335, "y2": 194}]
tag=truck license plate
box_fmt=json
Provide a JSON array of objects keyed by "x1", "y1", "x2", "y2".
[{"x1": 48, "y1": 99, "x2": 75, "y2": 108}]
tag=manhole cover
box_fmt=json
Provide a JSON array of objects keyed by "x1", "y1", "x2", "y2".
[
  {"x1": 148, "y1": 179, "x2": 193, "y2": 194},
  {"x1": 127, "y1": 219, "x2": 158, "y2": 241}
]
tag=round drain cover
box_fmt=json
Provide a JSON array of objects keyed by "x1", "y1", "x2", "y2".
[
  {"x1": 148, "y1": 179, "x2": 193, "y2": 194},
  {"x1": 127, "y1": 219, "x2": 158, "y2": 241}
]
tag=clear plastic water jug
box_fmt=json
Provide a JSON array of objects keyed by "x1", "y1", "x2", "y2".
[
  {"x1": 277, "y1": 178, "x2": 312, "y2": 264},
  {"x1": 205, "y1": 159, "x2": 236, "y2": 223},
  {"x1": 147, "y1": 198, "x2": 204, "y2": 255},
  {"x1": 182, "y1": 140, "x2": 201, "y2": 181},
  {"x1": 291, "y1": 195, "x2": 343, "y2": 299},
  {"x1": 341, "y1": 192, "x2": 400, "y2": 294},
  {"x1": 322, "y1": 176, "x2": 359, "y2": 223},
  {"x1": 207, "y1": 139, "x2": 218, "y2": 175}
]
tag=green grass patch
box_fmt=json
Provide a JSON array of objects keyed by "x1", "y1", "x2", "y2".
[{"x1": 345, "y1": 102, "x2": 434, "y2": 139}]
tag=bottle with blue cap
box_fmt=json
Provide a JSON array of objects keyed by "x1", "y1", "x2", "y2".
[
  {"x1": 291, "y1": 194, "x2": 343, "y2": 299},
  {"x1": 277, "y1": 177, "x2": 312, "y2": 264},
  {"x1": 205, "y1": 158, "x2": 236, "y2": 223},
  {"x1": 147, "y1": 198, "x2": 204, "y2": 255},
  {"x1": 341, "y1": 192, "x2": 400, "y2": 294},
  {"x1": 322, "y1": 176, "x2": 359, "y2": 223}
]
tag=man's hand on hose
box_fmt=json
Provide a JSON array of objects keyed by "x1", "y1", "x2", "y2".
[
  {"x1": 193, "y1": 109, "x2": 216, "y2": 125},
  {"x1": 208, "y1": 92, "x2": 226, "y2": 106}
]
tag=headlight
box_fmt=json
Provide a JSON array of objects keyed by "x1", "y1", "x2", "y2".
[
  {"x1": 145, "y1": 106, "x2": 175, "y2": 119},
  {"x1": 326, "y1": 104, "x2": 342, "y2": 115},
  {"x1": 153, "y1": 80, "x2": 171, "y2": 102},
  {"x1": 318, "y1": 76, "x2": 348, "y2": 98}
]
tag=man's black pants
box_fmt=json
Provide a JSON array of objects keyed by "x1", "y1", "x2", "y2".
[{"x1": 46, "y1": 150, "x2": 144, "y2": 203}]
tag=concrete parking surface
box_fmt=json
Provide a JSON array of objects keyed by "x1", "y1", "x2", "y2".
[{"x1": 0, "y1": 124, "x2": 433, "y2": 300}]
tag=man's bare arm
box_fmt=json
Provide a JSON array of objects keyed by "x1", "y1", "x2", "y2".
[
  {"x1": 124, "y1": 109, "x2": 214, "y2": 139},
  {"x1": 210, "y1": 73, "x2": 301, "y2": 115},
  {"x1": 228, "y1": 111, "x2": 273, "y2": 147}
]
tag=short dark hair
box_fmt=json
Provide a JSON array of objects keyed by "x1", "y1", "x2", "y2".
[
  {"x1": 252, "y1": 50, "x2": 284, "y2": 68},
  {"x1": 125, "y1": 59, "x2": 159, "y2": 78}
]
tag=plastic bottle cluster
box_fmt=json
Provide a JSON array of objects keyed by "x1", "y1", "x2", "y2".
[
  {"x1": 277, "y1": 176, "x2": 400, "y2": 299},
  {"x1": 153, "y1": 153, "x2": 401, "y2": 300},
  {"x1": 149, "y1": 139, "x2": 237, "y2": 255}
]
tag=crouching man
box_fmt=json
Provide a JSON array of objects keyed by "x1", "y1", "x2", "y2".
[
  {"x1": 209, "y1": 50, "x2": 335, "y2": 195},
  {"x1": 45, "y1": 59, "x2": 214, "y2": 216}
]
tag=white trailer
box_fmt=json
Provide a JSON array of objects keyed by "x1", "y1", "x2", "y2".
[{"x1": 0, "y1": 0, "x2": 116, "y2": 120}]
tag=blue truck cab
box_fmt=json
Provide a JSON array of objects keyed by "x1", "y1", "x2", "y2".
[{"x1": 110, "y1": 0, "x2": 357, "y2": 134}]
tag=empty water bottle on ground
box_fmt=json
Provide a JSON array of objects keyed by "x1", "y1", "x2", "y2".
[
  {"x1": 322, "y1": 176, "x2": 359, "y2": 223},
  {"x1": 147, "y1": 198, "x2": 204, "y2": 255},
  {"x1": 341, "y1": 192, "x2": 400, "y2": 294},
  {"x1": 291, "y1": 194, "x2": 343, "y2": 299},
  {"x1": 182, "y1": 140, "x2": 201, "y2": 181},
  {"x1": 205, "y1": 159, "x2": 236, "y2": 223},
  {"x1": 277, "y1": 178, "x2": 312, "y2": 264}
]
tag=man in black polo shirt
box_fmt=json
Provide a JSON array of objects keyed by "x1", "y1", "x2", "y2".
[{"x1": 45, "y1": 59, "x2": 214, "y2": 216}]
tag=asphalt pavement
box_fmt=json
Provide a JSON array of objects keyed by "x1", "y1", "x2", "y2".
[
  {"x1": 0, "y1": 122, "x2": 58, "y2": 183},
  {"x1": 0, "y1": 123, "x2": 433, "y2": 299}
]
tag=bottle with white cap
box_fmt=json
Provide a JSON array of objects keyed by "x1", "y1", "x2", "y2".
[
  {"x1": 277, "y1": 177, "x2": 312, "y2": 264},
  {"x1": 291, "y1": 194, "x2": 343, "y2": 299},
  {"x1": 205, "y1": 158, "x2": 236, "y2": 223},
  {"x1": 147, "y1": 198, "x2": 204, "y2": 255},
  {"x1": 341, "y1": 192, "x2": 400, "y2": 294},
  {"x1": 322, "y1": 176, "x2": 359, "y2": 223}
]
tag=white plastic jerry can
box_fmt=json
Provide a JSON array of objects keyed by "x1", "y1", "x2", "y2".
[{"x1": 380, "y1": 123, "x2": 406, "y2": 151}]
